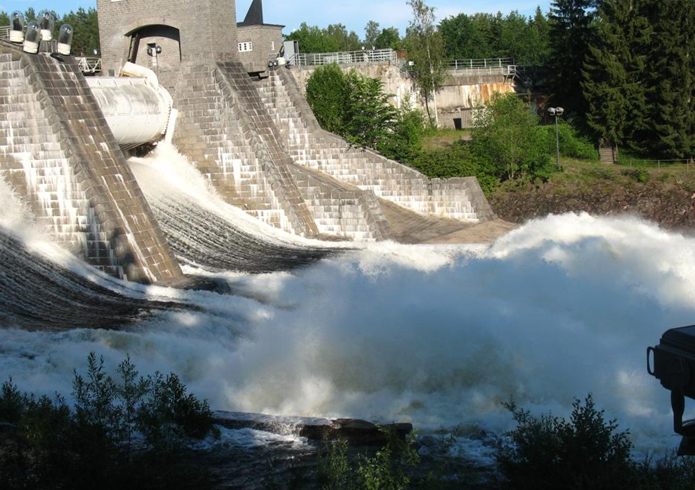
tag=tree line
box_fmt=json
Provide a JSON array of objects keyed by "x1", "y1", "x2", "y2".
[
  {"x1": 286, "y1": 8, "x2": 552, "y2": 65},
  {"x1": 296, "y1": 0, "x2": 695, "y2": 160},
  {"x1": 555, "y1": 0, "x2": 695, "y2": 160},
  {"x1": 0, "y1": 7, "x2": 100, "y2": 56}
]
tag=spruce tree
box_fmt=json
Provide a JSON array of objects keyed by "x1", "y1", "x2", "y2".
[
  {"x1": 548, "y1": 0, "x2": 599, "y2": 120},
  {"x1": 582, "y1": 0, "x2": 651, "y2": 153},
  {"x1": 647, "y1": 0, "x2": 694, "y2": 158}
]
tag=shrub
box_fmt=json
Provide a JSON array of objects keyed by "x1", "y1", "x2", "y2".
[
  {"x1": 623, "y1": 168, "x2": 650, "y2": 183},
  {"x1": 472, "y1": 93, "x2": 556, "y2": 183},
  {"x1": 318, "y1": 427, "x2": 420, "y2": 490},
  {"x1": 378, "y1": 102, "x2": 426, "y2": 164},
  {"x1": 306, "y1": 63, "x2": 349, "y2": 134},
  {"x1": 497, "y1": 395, "x2": 634, "y2": 490},
  {"x1": 496, "y1": 394, "x2": 695, "y2": 490},
  {"x1": 540, "y1": 122, "x2": 599, "y2": 161},
  {"x1": 306, "y1": 65, "x2": 425, "y2": 163},
  {"x1": 0, "y1": 353, "x2": 216, "y2": 490}
]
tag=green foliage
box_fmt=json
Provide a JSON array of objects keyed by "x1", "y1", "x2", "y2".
[
  {"x1": 306, "y1": 64, "x2": 348, "y2": 134},
  {"x1": 540, "y1": 123, "x2": 599, "y2": 160},
  {"x1": 472, "y1": 93, "x2": 555, "y2": 182},
  {"x1": 497, "y1": 394, "x2": 695, "y2": 490},
  {"x1": 318, "y1": 428, "x2": 420, "y2": 490},
  {"x1": 378, "y1": 100, "x2": 426, "y2": 164},
  {"x1": 404, "y1": 0, "x2": 448, "y2": 124},
  {"x1": 439, "y1": 9, "x2": 550, "y2": 65},
  {"x1": 287, "y1": 22, "x2": 360, "y2": 53},
  {"x1": 375, "y1": 27, "x2": 402, "y2": 51},
  {"x1": 548, "y1": 0, "x2": 599, "y2": 118},
  {"x1": 364, "y1": 21, "x2": 381, "y2": 48},
  {"x1": 645, "y1": 0, "x2": 695, "y2": 159},
  {"x1": 497, "y1": 395, "x2": 635, "y2": 490},
  {"x1": 582, "y1": 0, "x2": 652, "y2": 154},
  {"x1": 0, "y1": 353, "x2": 216, "y2": 490},
  {"x1": 306, "y1": 65, "x2": 424, "y2": 159},
  {"x1": 344, "y1": 71, "x2": 398, "y2": 149},
  {"x1": 60, "y1": 7, "x2": 100, "y2": 56},
  {"x1": 623, "y1": 168, "x2": 650, "y2": 183}
]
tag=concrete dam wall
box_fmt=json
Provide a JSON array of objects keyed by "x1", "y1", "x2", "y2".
[
  {"x1": 0, "y1": 0, "x2": 498, "y2": 284},
  {"x1": 0, "y1": 40, "x2": 181, "y2": 283}
]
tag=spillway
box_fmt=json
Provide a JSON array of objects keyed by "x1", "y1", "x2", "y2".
[
  {"x1": 128, "y1": 145, "x2": 345, "y2": 273},
  {"x1": 0, "y1": 228, "x2": 185, "y2": 331}
]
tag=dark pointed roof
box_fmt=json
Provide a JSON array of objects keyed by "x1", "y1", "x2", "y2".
[{"x1": 241, "y1": 0, "x2": 263, "y2": 25}]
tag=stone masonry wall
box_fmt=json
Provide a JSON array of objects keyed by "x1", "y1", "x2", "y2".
[
  {"x1": 254, "y1": 76, "x2": 392, "y2": 240},
  {"x1": 288, "y1": 163, "x2": 392, "y2": 241},
  {"x1": 0, "y1": 41, "x2": 181, "y2": 282},
  {"x1": 97, "y1": 0, "x2": 237, "y2": 77},
  {"x1": 237, "y1": 25, "x2": 283, "y2": 74},
  {"x1": 171, "y1": 60, "x2": 319, "y2": 237},
  {"x1": 266, "y1": 66, "x2": 495, "y2": 222}
]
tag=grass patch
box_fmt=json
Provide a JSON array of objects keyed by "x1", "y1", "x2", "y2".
[{"x1": 422, "y1": 128, "x2": 472, "y2": 150}]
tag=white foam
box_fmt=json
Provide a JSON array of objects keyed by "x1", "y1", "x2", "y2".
[{"x1": 0, "y1": 190, "x2": 692, "y2": 455}]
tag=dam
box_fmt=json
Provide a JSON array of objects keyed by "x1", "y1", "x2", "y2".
[
  {"x1": 0, "y1": 0, "x2": 496, "y2": 285},
  {"x1": 0, "y1": 0, "x2": 689, "y2": 472}
]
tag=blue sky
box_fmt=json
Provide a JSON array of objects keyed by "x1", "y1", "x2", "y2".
[{"x1": 1, "y1": 1, "x2": 553, "y2": 35}]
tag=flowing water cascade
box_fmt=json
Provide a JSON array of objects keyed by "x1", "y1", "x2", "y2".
[
  {"x1": 128, "y1": 145, "x2": 347, "y2": 273},
  {"x1": 1, "y1": 156, "x2": 694, "y2": 457},
  {"x1": 0, "y1": 177, "x2": 186, "y2": 330}
]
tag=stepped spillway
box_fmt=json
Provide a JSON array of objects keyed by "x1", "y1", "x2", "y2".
[{"x1": 128, "y1": 145, "x2": 346, "y2": 273}]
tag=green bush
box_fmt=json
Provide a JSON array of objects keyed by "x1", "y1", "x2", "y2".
[
  {"x1": 306, "y1": 63, "x2": 349, "y2": 135},
  {"x1": 497, "y1": 395, "x2": 695, "y2": 490},
  {"x1": 378, "y1": 102, "x2": 426, "y2": 164},
  {"x1": 0, "y1": 353, "x2": 216, "y2": 490},
  {"x1": 318, "y1": 428, "x2": 420, "y2": 490},
  {"x1": 472, "y1": 93, "x2": 556, "y2": 184},
  {"x1": 541, "y1": 123, "x2": 599, "y2": 161},
  {"x1": 306, "y1": 65, "x2": 425, "y2": 163},
  {"x1": 623, "y1": 168, "x2": 650, "y2": 183}
]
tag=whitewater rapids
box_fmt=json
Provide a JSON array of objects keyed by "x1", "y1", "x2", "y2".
[{"x1": 0, "y1": 146, "x2": 693, "y2": 455}]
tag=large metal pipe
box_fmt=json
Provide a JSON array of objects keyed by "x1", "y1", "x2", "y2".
[{"x1": 86, "y1": 75, "x2": 173, "y2": 148}]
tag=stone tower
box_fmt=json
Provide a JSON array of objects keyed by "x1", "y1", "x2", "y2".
[{"x1": 97, "y1": 0, "x2": 237, "y2": 89}]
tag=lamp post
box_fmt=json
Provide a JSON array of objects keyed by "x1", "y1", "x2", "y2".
[{"x1": 548, "y1": 107, "x2": 564, "y2": 168}]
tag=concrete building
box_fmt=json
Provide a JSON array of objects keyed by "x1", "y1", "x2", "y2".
[
  {"x1": 96, "y1": 0, "x2": 237, "y2": 92},
  {"x1": 237, "y1": 0, "x2": 284, "y2": 75}
]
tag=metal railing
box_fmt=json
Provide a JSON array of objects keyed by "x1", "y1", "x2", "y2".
[
  {"x1": 288, "y1": 48, "x2": 398, "y2": 67},
  {"x1": 0, "y1": 26, "x2": 10, "y2": 40},
  {"x1": 448, "y1": 58, "x2": 517, "y2": 76},
  {"x1": 449, "y1": 58, "x2": 514, "y2": 69},
  {"x1": 617, "y1": 158, "x2": 695, "y2": 172},
  {"x1": 75, "y1": 57, "x2": 102, "y2": 74}
]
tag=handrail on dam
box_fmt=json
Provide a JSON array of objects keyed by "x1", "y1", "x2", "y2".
[
  {"x1": 75, "y1": 57, "x2": 102, "y2": 74},
  {"x1": 287, "y1": 48, "x2": 399, "y2": 67},
  {"x1": 449, "y1": 57, "x2": 517, "y2": 76}
]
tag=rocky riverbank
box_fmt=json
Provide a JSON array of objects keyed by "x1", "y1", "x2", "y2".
[{"x1": 489, "y1": 166, "x2": 695, "y2": 230}]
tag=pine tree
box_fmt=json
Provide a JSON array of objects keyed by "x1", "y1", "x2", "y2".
[
  {"x1": 647, "y1": 0, "x2": 694, "y2": 158},
  {"x1": 548, "y1": 0, "x2": 599, "y2": 120}
]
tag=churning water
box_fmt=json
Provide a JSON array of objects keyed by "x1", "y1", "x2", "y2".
[{"x1": 0, "y1": 145, "x2": 693, "y2": 456}]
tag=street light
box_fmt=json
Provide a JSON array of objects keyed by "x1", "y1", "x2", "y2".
[{"x1": 548, "y1": 107, "x2": 564, "y2": 168}]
